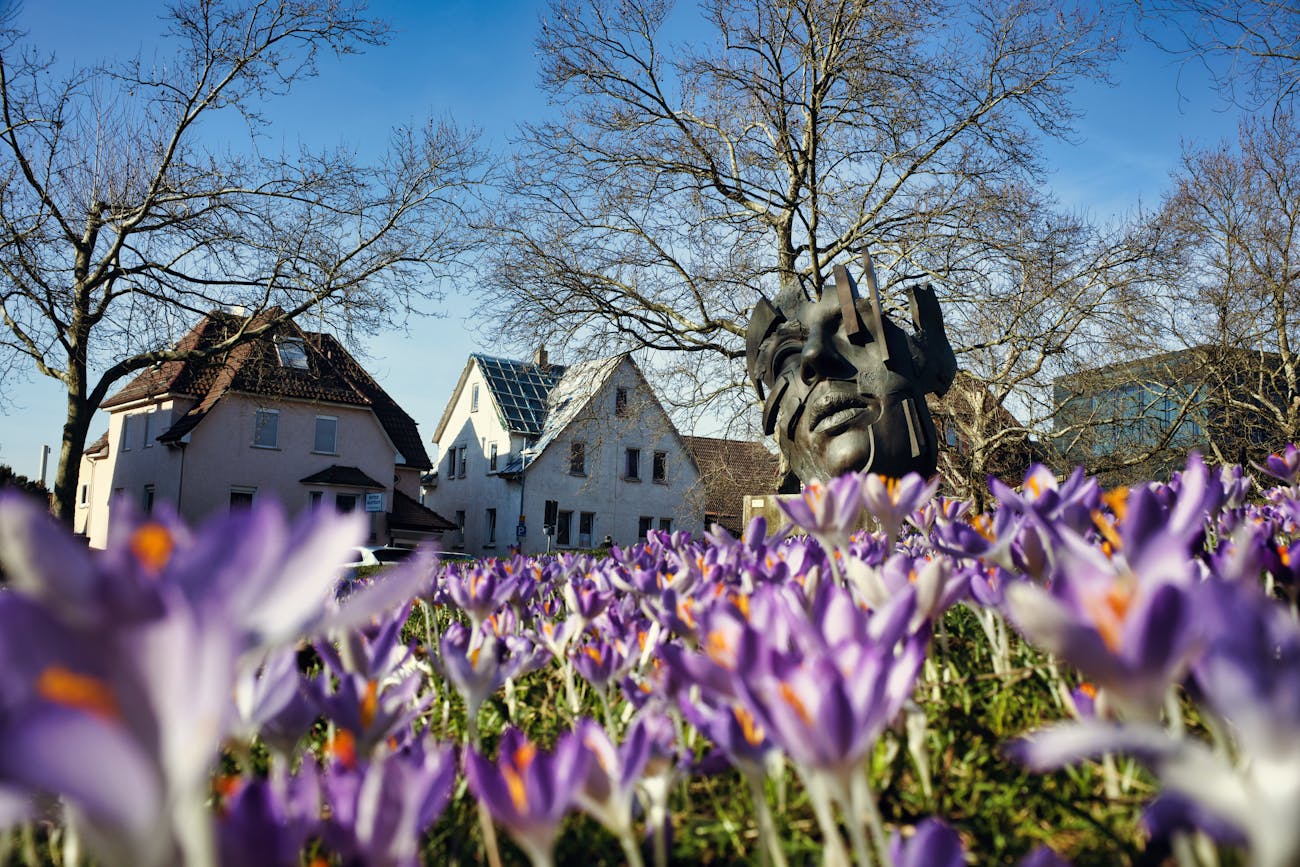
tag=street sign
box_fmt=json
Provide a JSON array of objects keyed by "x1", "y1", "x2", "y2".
[{"x1": 516, "y1": 522, "x2": 527, "y2": 538}]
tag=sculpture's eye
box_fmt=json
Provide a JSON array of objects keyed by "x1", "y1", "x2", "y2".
[
  {"x1": 763, "y1": 322, "x2": 807, "y2": 383},
  {"x1": 769, "y1": 339, "x2": 802, "y2": 380}
]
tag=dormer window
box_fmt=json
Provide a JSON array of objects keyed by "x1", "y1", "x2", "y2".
[{"x1": 275, "y1": 338, "x2": 309, "y2": 370}]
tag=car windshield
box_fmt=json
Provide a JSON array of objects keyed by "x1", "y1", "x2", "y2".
[{"x1": 374, "y1": 548, "x2": 413, "y2": 563}]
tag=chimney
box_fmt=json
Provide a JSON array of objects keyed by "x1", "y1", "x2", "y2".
[{"x1": 533, "y1": 345, "x2": 548, "y2": 367}]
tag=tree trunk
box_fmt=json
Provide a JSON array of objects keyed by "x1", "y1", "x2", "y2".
[{"x1": 50, "y1": 379, "x2": 91, "y2": 525}]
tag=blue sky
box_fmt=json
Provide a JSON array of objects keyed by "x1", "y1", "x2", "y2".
[{"x1": 0, "y1": 1, "x2": 1250, "y2": 480}]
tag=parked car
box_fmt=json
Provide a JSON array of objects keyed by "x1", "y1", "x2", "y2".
[{"x1": 341, "y1": 545, "x2": 417, "y2": 568}]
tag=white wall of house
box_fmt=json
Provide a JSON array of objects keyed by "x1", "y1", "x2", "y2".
[
  {"x1": 81, "y1": 393, "x2": 411, "y2": 548},
  {"x1": 426, "y1": 357, "x2": 703, "y2": 557},
  {"x1": 79, "y1": 398, "x2": 188, "y2": 546},
  {"x1": 426, "y1": 360, "x2": 519, "y2": 554}
]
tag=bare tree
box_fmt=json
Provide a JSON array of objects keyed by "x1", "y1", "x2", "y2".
[
  {"x1": 0, "y1": 0, "x2": 485, "y2": 520},
  {"x1": 484, "y1": 0, "x2": 1124, "y2": 463},
  {"x1": 1139, "y1": 0, "x2": 1300, "y2": 112},
  {"x1": 1138, "y1": 112, "x2": 1300, "y2": 464}
]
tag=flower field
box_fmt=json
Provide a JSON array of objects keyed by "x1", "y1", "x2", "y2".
[{"x1": 1, "y1": 451, "x2": 1298, "y2": 866}]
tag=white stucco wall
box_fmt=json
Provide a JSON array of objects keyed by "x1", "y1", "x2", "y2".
[{"x1": 83, "y1": 393, "x2": 412, "y2": 548}]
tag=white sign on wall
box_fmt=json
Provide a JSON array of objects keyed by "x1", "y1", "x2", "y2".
[{"x1": 365, "y1": 492, "x2": 385, "y2": 512}]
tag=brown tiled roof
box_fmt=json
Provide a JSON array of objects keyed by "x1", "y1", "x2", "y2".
[
  {"x1": 389, "y1": 489, "x2": 456, "y2": 532},
  {"x1": 682, "y1": 435, "x2": 782, "y2": 535},
  {"x1": 84, "y1": 432, "x2": 109, "y2": 458},
  {"x1": 102, "y1": 310, "x2": 430, "y2": 468},
  {"x1": 298, "y1": 465, "x2": 386, "y2": 488}
]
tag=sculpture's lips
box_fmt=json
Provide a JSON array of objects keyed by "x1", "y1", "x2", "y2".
[{"x1": 809, "y1": 390, "x2": 875, "y2": 434}]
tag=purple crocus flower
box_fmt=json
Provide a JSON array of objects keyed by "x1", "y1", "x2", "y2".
[
  {"x1": 732, "y1": 587, "x2": 928, "y2": 782},
  {"x1": 573, "y1": 716, "x2": 654, "y2": 847},
  {"x1": 0, "y1": 492, "x2": 428, "y2": 867},
  {"x1": 1013, "y1": 578, "x2": 1300, "y2": 867},
  {"x1": 679, "y1": 696, "x2": 773, "y2": 777},
  {"x1": 572, "y1": 636, "x2": 629, "y2": 689},
  {"x1": 1004, "y1": 502, "x2": 1207, "y2": 719},
  {"x1": 890, "y1": 818, "x2": 965, "y2": 867},
  {"x1": 230, "y1": 646, "x2": 317, "y2": 759},
  {"x1": 776, "y1": 474, "x2": 864, "y2": 552},
  {"x1": 320, "y1": 738, "x2": 458, "y2": 867},
  {"x1": 216, "y1": 763, "x2": 320, "y2": 867},
  {"x1": 861, "y1": 472, "x2": 939, "y2": 548},
  {"x1": 1255, "y1": 443, "x2": 1300, "y2": 486},
  {"x1": 465, "y1": 726, "x2": 590, "y2": 867},
  {"x1": 444, "y1": 561, "x2": 519, "y2": 629}
]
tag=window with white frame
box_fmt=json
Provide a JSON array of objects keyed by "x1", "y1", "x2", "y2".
[
  {"x1": 638, "y1": 515, "x2": 653, "y2": 539},
  {"x1": 275, "y1": 338, "x2": 309, "y2": 369},
  {"x1": 78, "y1": 484, "x2": 88, "y2": 507},
  {"x1": 485, "y1": 508, "x2": 497, "y2": 546},
  {"x1": 142, "y1": 484, "x2": 155, "y2": 515},
  {"x1": 457, "y1": 446, "x2": 467, "y2": 478},
  {"x1": 659, "y1": 517, "x2": 672, "y2": 533},
  {"x1": 309, "y1": 491, "x2": 323, "y2": 510},
  {"x1": 143, "y1": 411, "x2": 156, "y2": 448},
  {"x1": 253, "y1": 409, "x2": 279, "y2": 448},
  {"x1": 471, "y1": 383, "x2": 480, "y2": 412},
  {"x1": 314, "y1": 416, "x2": 338, "y2": 454},
  {"x1": 624, "y1": 447, "x2": 641, "y2": 480},
  {"x1": 489, "y1": 442, "x2": 498, "y2": 472},
  {"x1": 579, "y1": 511, "x2": 595, "y2": 547},
  {"x1": 121, "y1": 415, "x2": 134, "y2": 451},
  {"x1": 252, "y1": 408, "x2": 278, "y2": 447},
  {"x1": 335, "y1": 493, "x2": 357, "y2": 513}
]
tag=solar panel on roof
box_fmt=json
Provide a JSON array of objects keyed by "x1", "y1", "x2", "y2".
[{"x1": 473, "y1": 354, "x2": 567, "y2": 435}]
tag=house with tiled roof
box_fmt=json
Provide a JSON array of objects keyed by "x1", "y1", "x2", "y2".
[
  {"x1": 425, "y1": 349, "x2": 703, "y2": 556},
  {"x1": 681, "y1": 436, "x2": 784, "y2": 536},
  {"x1": 75, "y1": 309, "x2": 454, "y2": 548}
]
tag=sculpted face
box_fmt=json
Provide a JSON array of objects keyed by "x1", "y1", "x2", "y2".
[{"x1": 746, "y1": 259, "x2": 957, "y2": 483}]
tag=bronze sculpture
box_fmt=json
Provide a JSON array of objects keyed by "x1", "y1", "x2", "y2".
[{"x1": 745, "y1": 252, "x2": 958, "y2": 483}]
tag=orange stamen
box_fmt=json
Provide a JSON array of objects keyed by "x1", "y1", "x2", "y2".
[
  {"x1": 327, "y1": 729, "x2": 357, "y2": 769},
  {"x1": 359, "y1": 680, "x2": 378, "y2": 730},
  {"x1": 36, "y1": 667, "x2": 120, "y2": 721},
  {"x1": 1026, "y1": 474, "x2": 1043, "y2": 497},
  {"x1": 130, "y1": 523, "x2": 173, "y2": 573},
  {"x1": 1087, "y1": 582, "x2": 1135, "y2": 652},
  {"x1": 733, "y1": 705, "x2": 766, "y2": 746},
  {"x1": 503, "y1": 743, "x2": 537, "y2": 811},
  {"x1": 705, "y1": 630, "x2": 735, "y2": 668},
  {"x1": 777, "y1": 681, "x2": 813, "y2": 726},
  {"x1": 1090, "y1": 509, "x2": 1123, "y2": 553}
]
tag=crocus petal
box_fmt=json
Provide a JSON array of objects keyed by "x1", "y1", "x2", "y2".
[
  {"x1": 0, "y1": 707, "x2": 162, "y2": 838},
  {"x1": 0, "y1": 493, "x2": 100, "y2": 624},
  {"x1": 1007, "y1": 720, "x2": 1178, "y2": 772},
  {"x1": 892, "y1": 818, "x2": 965, "y2": 867}
]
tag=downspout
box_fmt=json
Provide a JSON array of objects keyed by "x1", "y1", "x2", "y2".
[{"x1": 175, "y1": 440, "x2": 187, "y2": 516}]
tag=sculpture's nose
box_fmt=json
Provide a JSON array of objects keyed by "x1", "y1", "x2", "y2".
[{"x1": 799, "y1": 328, "x2": 831, "y2": 385}]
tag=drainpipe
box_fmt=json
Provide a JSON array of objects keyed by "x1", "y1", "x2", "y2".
[{"x1": 517, "y1": 447, "x2": 537, "y2": 555}]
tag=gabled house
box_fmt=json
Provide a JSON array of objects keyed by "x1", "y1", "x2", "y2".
[
  {"x1": 681, "y1": 435, "x2": 782, "y2": 536},
  {"x1": 76, "y1": 309, "x2": 454, "y2": 548},
  {"x1": 425, "y1": 349, "x2": 703, "y2": 556}
]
